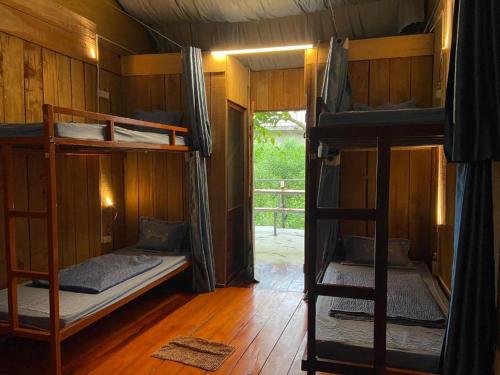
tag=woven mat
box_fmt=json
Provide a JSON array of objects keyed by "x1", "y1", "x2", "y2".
[{"x1": 152, "y1": 336, "x2": 235, "y2": 371}]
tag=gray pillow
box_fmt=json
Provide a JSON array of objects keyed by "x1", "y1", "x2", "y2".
[
  {"x1": 352, "y1": 100, "x2": 417, "y2": 111},
  {"x1": 136, "y1": 217, "x2": 187, "y2": 251},
  {"x1": 341, "y1": 235, "x2": 414, "y2": 269}
]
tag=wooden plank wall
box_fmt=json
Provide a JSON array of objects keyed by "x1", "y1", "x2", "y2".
[
  {"x1": 250, "y1": 68, "x2": 306, "y2": 111},
  {"x1": 341, "y1": 56, "x2": 436, "y2": 263},
  {"x1": 328, "y1": 56, "x2": 437, "y2": 263},
  {"x1": 121, "y1": 74, "x2": 188, "y2": 245},
  {"x1": 0, "y1": 31, "x2": 123, "y2": 288},
  {"x1": 122, "y1": 71, "x2": 229, "y2": 283}
]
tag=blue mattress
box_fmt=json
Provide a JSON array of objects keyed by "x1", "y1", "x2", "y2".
[
  {"x1": 318, "y1": 107, "x2": 446, "y2": 127},
  {"x1": 0, "y1": 248, "x2": 189, "y2": 329},
  {"x1": 0, "y1": 122, "x2": 189, "y2": 146}
]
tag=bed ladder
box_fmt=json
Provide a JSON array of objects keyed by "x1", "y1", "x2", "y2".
[
  {"x1": 303, "y1": 128, "x2": 391, "y2": 375},
  {"x1": 1, "y1": 143, "x2": 61, "y2": 375}
]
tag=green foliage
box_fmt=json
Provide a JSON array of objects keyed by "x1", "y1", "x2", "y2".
[
  {"x1": 253, "y1": 136, "x2": 305, "y2": 229},
  {"x1": 253, "y1": 111, "x2": 305, "y2": 145}
]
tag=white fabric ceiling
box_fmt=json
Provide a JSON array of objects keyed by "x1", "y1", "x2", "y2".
[{"x1": 118, "y1": 0, "x2": 425, "y2": 70}]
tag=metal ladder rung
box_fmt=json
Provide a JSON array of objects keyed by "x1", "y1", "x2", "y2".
[
  {"x1": 8, "y1": 210, "x2": 48, "y2": 219},
  {"x1": 315, "y1": 208, "x2": 378, "y2": 221},
  {"x1": 11, "y1": 269, "x2": 49, "y2": 280},
  {"x1": 314, "y1": 283, "x2": 376, "y2": 300}
]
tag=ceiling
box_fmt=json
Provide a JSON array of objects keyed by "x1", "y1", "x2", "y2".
[{"x1": 118, "y1": 0, "x2": 426, "y2": 70}]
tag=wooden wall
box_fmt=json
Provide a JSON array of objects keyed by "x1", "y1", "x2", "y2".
[
  {"x1": 52, "y1": 0, "x2": 155, "y2": 54},
  {"x1": 340, "y1": 56, "x2": 437, "y2": 263},
  {"x1": 0, "y1": 30, "x2": 128, "y2": 288},
  {"x1": 306, "y1": 35, "x2": 438, "y2": 264},
  {"x1": 121, "y1": 54, "x2": 251, "y2": 285},
  {"x1": 122, "y1": 70, "x2": 228, "y2": 282},
  {"x1": 121, "y1": 73, "x2": 188, "y2": 244},
  {"x1": 250, "y1": 68, "x2": 306, "y2": 111}
]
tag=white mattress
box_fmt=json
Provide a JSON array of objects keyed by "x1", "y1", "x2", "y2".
[
  {"x1": 0, "y1": 122, "x2": 189, "y2": 146},
  {"x1": 316, "y1": 261, "x2": 448, "y2": 373},
  {"x1": 0, "y1": 248, "x2": 189, "y2": 329}
]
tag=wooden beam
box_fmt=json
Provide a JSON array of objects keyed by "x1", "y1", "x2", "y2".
[
  {"x1": 307, "y1": 34, "x2": 434, "y2": 64},
  {"x1": 122, "y1": 53, "x2": 228, "y2": 76}
]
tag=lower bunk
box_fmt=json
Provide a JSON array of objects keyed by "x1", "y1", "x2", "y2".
[
  {"x1": 315, "y1": 260, "x2": 448, "y2": 374},
  {"x1": 0, "y1": 248, "x2": 191, "y2": 331}
]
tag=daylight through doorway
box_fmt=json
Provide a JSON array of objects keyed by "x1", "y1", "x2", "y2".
[{"x1": 253, "y1": 110, "x2": 305, "y2": 292}]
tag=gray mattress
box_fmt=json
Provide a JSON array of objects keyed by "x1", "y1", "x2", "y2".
[
  {"x1": 318, "y1": 107, "x2": 446, "y2": 127},
  {"x1": 316, "y1": 262, "x2": 448, "y2": 373},
  {"x1": 0, "y1": 248, "x2": 189, "y2": 329},
  {"x1": 0, "y1": 122, "x2": 189, "y2": 146}
]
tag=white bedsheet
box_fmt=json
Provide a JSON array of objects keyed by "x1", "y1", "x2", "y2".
[
  {"x1": 316, "y1": 261, "x2": 448, "y2": 373},
  {"x1": 0, "y1": 248, "x2": 188, "y2": 329}
]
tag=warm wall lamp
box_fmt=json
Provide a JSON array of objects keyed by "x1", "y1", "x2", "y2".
[
  {"x1": 211, "y1": 44, "x2": 314, "y2": 57},
  {"x1": 102, "y1": 195, "x2": 117, "y2": 244}
]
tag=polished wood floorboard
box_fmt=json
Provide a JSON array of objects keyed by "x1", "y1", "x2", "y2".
[{"x1": 0, "y1": 281, "x2": 322, "y2": 375}]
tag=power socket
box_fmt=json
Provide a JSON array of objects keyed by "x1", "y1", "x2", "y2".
[{"x1": 102, "y1": 235, "x2": 113, "y2": 244}]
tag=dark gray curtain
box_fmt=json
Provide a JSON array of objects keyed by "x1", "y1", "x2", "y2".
[
  {"x1": 183, "y1": 47, "x2": 216, "y2": 292},
  {"x1": 315, "y1": 37, "x2": 350, "y2": 280},
  {"x1": 316, "y1": 152, "x2": 341, "y2": 280},
  {"x1": 182, "y1": 47, "x2": 212, "y2": 157},
  {"x1": 443, "y1": 0, "x2": 499, "y2": 373},
  {"x1": 444, "y1": 0, "x2": 500, "y2": 162},
  {"x1": 442, "y1": 162, "x2": 496, "y2": 375},
  {"x1": 187, "y1": 152, "x2": 216, "y2": 292},
  {"x1": 321, "y1": 37, "x2": 352, "y2": 113}
]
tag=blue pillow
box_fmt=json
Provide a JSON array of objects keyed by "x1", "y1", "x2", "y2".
[
  {"x1": 131, "y1": 110, "x2": 183, "y2": 133},
  {"x1": 341, "y1": 235, "x2": 414, "y2": 269},
  {"x1": 136, "y1": 217, "x2": 188, "y2": 251},
  {"x1": 352, "y1": 100, "x2": 417, "y2": 111}
]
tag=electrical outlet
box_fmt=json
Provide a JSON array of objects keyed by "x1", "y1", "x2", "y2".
[{"x1": 102, "y1": 235, "x2": 113, "y2": 244}]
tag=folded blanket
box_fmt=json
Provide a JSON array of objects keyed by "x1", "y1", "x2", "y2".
[
  {"x1": 32, "y1": 253, "x2": 162, "y2": 294},
  {"x1": 329, "y1": 267, "x2": 446, "y2": 328}
]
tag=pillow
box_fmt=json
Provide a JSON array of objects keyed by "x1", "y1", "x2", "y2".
[
  {"x1": 352, "y1": 100, "x2": 417, "y2": 112},
  {"x1": 136, "y1": 217, "x2": 188, "y2": 251},
  {"x1": 131, "y1": 110, "x2": 183, "y2": 134},
  {"x1": 341, "y1": 235, "x2": 414, "y2": 269}
]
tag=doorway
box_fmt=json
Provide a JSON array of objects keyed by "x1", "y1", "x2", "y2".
[{"x1": 252, "y1": 110, "x2": 306, "y2": 291}]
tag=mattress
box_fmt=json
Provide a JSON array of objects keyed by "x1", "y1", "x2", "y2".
[
  {"x1": 0, "y1": 122, "x2": 189, "y2": 146},
  {"x1": 316, "y1": 261, "x2": 448, "y2": 373},
  {"x1": 318, "y1": 107, "x2": 446, "y2": 128},
  {"x1": 0, "y1": 248, "x2": 189, "y2": 329}
]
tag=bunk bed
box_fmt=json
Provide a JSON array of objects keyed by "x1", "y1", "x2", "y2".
[
  {"x1": 0, "y1": 104, "x2": 193, "y2": 375},
  {"x1": 302, "y1": 98, "x2": 447, "y2": 374}
]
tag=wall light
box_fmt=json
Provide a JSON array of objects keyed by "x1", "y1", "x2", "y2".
[
  {"x1": 89, "y1": 46, "x2": 98, "y2": 60},
  {"x1": 211, "y1": 44, "x2": 314, "y2": 57},
  {"x1": 104, "y1": 196, "x2": 114, "y2": 208}
]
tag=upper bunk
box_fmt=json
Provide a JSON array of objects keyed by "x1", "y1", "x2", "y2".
[
  {"x1": 0, "y1": 105, "x2": 192, "y2": 152},
  {"x1": 312, "y1": 98, "x2": 446, "y2": 150}
]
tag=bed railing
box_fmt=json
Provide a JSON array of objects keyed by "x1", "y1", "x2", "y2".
[
  {"x1": 0, "y1": 104, "x2": 193, "y2": 375},
  {"x1": 44, "y1": 104, "x2": 189, "y2": 147}
]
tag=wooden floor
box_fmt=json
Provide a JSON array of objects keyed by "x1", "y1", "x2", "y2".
[{"x1": 0, "y1": 278, "x2": 317, "y2": 375}]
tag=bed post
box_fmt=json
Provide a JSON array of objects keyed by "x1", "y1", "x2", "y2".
[
  {"x1": 45, "y1": 140, "x2": 61, "y2": 374},
  {"x1": 1, "y1": 145, "x2": 19, "y2": 332},
  {"x1": 305, "y1": 126, "x2": 318, "y2": 374},
  {"x1": 373, "y1": 136, "x2": 391, "y2": 373}
]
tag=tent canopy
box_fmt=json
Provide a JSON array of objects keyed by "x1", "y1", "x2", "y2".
[{"x1": 118, "y1": 0, "x2": 425, "y2": 70}]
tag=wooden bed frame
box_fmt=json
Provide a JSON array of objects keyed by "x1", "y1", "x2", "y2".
[
  {"x1": 302, "y1": 98, "x2": 445, "y2": 375},
  {"x1": 0, "y1": 104, "x2": 193, "y2": 375}
]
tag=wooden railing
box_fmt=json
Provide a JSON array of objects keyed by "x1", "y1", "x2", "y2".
[{"x1": 254, "y1": 178, "x2": 305, "y2": 235}]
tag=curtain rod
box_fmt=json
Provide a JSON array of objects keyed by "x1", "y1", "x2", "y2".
[{"x1": 104, "y1": 0, "x2": 184, "y2": 50}]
